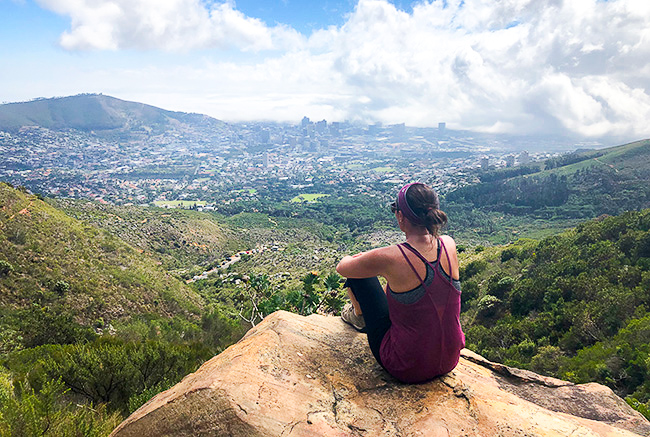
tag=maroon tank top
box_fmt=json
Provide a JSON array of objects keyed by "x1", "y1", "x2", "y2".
[{"x1": 379, "y1": 239, "x2": 465, "y2": 383}]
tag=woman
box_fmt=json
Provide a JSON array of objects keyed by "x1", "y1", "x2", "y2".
[{"x1": 336, "y1": 182, "x2": 464, "y2": 383}]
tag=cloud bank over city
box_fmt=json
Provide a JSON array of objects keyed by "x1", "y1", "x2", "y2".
[{"x1": 7, "y1": 0, "x2": 650, "y2": 139}]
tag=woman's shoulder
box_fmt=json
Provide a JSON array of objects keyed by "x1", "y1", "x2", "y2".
[{"x1": 439, "y1": 235, "x2": 457, "y2": 250}]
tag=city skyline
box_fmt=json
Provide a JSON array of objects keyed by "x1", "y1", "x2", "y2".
[{"x1": 2, "y1": 0, "x2": 650, "y2": 142}]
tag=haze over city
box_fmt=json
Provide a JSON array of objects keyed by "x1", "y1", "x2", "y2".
[{"x1": 2, "y1": 0, "x2": 650, "y2": 141}]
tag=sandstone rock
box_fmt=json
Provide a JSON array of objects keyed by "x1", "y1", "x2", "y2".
[{"x1": 111, "y1": 311, "x2": 650, "y2": 436}]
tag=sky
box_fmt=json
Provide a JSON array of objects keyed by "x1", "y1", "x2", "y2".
[{"x1": 1, "y1": 0, "x2": 650, "y2": 141}]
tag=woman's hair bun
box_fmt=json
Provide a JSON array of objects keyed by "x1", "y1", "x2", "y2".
[{"x1": 405, "y1": 183, "x2": 447, "y2": 236}]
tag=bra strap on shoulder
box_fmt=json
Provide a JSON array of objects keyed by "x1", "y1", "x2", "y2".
[
  {"x1": 439, "y1": 238, "x2": 452, "y2": 276},
  {"x1": 397, "y1": 243, "x2": 425, "y2": 287}
]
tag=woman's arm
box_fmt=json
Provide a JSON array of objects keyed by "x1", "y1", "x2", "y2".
[{"x1": 336, "y1": 247, "x2": 390, "y2": 279}]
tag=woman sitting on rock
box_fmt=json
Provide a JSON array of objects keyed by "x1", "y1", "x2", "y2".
[{"x1": 336, "y1": 182, "x2": 464, "y2": 383}]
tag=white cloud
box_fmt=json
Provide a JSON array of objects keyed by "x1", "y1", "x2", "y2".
[
  {"x1": 305, "y1": 0, "x2": 650, "y2": 138},
  {"x1": 36, "y1": 0, "x2": 303, "y2": 51},
  {"x1": 28, "y1": 0, "x2": 650, "y2": 139}
]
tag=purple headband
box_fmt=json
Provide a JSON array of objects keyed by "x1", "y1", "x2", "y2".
[{"x1": 397, "y1": 182, "x2": 426, "y2": 226}]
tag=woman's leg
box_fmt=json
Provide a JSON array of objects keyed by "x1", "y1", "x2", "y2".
[
  {"x1": 344, "y1": 277, "x2": 391, "y2": 367},
  {"x1": 347, "y1": 287, "x2": 363, "y2": 316}
]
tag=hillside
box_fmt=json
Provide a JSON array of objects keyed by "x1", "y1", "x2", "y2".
[
  {"x1": 0, "y1": 94, "x2": 225, "y2": 134},
  {"x1": 446, "y1": 139, "x2": 650, "y2": 243},
  {"x1": 49, "y1": 198, "x2": 241, "y2": 272},
  {"x1": 0, "y1": 182, "x2": 205, "y2": 352},
  {"x1": 459, "y1": 208, "x2": 650, "y2": 416}
]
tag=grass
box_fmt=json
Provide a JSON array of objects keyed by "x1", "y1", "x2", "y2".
[
  {"x1": 290, "y1": 193, "x2": 330, "y2": 203},
  {"x1": 232, "y1": 188, "x2": 257, "y2": 195},
  {"x1": 372, "y1": 166, "x2": 394, "y2": 173}
]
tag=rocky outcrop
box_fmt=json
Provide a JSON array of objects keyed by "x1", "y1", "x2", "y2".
[{"x1": 111, "y1": 311, "x2": 650, "y2": 436}]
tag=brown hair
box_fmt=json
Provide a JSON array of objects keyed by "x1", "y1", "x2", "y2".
[{"x1": 404, "y1": 183, "x2": 448, "y2": 236}]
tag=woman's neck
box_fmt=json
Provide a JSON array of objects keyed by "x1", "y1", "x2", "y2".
[{"x1": 404, "y1": 230, "x2": 435, "y2": 245}]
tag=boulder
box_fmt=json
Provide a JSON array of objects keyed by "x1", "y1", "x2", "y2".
[{"x1": 111, "y1": 311, "x2": 650, "y2": 436}]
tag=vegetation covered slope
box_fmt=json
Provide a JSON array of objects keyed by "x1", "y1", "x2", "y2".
[
  {"x1": 446, "y1": 139, "x2": 650, "y2": 243},
  {"x1": 461, "y1": 208, "x2": 650, "y2": 413},
  {"x1": 0, "y1": 183, "x2": 205, "y2": 352},
  {"x1": 50, "y1": 199, "x2": 240, "y2": 272}
]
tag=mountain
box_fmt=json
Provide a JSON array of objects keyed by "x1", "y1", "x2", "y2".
[
  {"x1": 0, "y1": 182, "x2": 205, "y2": 351},
  {"x1": 0, "y1": 94, "x2": 225, "y2": 134}
]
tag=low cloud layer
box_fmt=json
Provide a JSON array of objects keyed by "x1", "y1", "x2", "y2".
[{"x1": 34, "y1": 0, "x2": 650, "y2": 139}]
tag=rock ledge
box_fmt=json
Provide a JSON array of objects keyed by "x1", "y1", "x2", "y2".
[{"x1": 111, "y1": 311, "x2": 650, "y2": 436}]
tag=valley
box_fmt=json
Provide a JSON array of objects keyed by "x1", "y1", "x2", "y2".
[{"x1": 1, "y1": 95, "x2": 650, "y2": 434}]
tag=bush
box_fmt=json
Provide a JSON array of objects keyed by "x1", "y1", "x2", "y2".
[
  {"x1": 477, "y1": 295, "x2": 502, "y2": 319},
  {"x1": 0, "y1": 370, "x2": 121, "y2": 436},
  {"x1": 53, "y1": 280, "x2": 71, "y2": 296},
  {"x1": 0, "y1": 260, "x2": 13, "y2": 277},
  {"x1": 530, "y1": 345, "x2": 564, "y2": 375},
  {"x1": 40, "y1": 337, "x2": 211, "y2": 413},
  {"x1": 461, "y1": 260, "x2": 487, "y2": 279},
  {"x1": 500, "y1": 247, "x2": 519, "y2": 262},
  {"x1": 461, "y1": 280, "x2": 479, "y2": 311},
  {"x1": 487, "y1": 276, "x2": 515, "y2": 299},
  {"x1": 17, "y1": 307, "x2": 96, "y2": 348}
]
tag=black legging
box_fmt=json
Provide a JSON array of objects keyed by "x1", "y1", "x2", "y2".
[{"x1": 345, "y1": 277, "x2": 392, "y2": 367}]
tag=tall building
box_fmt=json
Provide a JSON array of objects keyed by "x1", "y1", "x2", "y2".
[
  {"x1": 301, "y1": 116, "x2": 311, "y2": 128},
  {"x1": 330, "y1": 122, "x2": 340, "y2": 137},
  {"x1": 367, "y1": 122, "x2": 382, "y2": 136},
  {"x1": 438, "y1": 122, "x2": 446, "y2": 132},
  {"x1": 315, "y1": 119, "x2": 327, "y2": 134},
  {"x1": 480, "y1": 156, "x2": 489, "y2": 170},
  {"x1": 391, "y1": 123, "x2": 406, "y2": 139},
  {"x1": 505, "y1": 154, "x2": 515, "y2": 167}
]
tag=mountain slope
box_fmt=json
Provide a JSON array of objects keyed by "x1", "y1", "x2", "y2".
[
  {"x1": 49, "y1": 198, "x2": 241, "y2": 272},
  {"x1": 460, "y1": 208, "x2": 650, "y2": 413},
  {"x1": 0, "y1": 94, "x2": 225, "y2": 133},
  {"x1": 0, "y1": 183, "x2": 204, "y2": 351},
  {"x1": 445, "y1": 139, "x2": 650, "y2": 242}
]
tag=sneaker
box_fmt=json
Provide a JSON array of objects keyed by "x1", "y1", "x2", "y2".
[{"x1": 341, "y1": 303, "x2": 366, "y2": 333}]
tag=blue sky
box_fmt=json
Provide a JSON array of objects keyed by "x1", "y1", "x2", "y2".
[{"x1": 1, "y1": 0, "x2": 650, "y2": 140}]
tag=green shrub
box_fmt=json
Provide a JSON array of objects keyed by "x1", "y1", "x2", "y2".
[
  {"x1": 500, "y1": 247, "x2": 519, "y2": 262},
  {"x1": 0, "y1": 370, "x2": 121, "y2": 436},
  {"x1": 461, "y1": 260, "x2": 487, "y2": 279},
  {"x1": 53, "y1": 280, "x2": 71, "y2": 296},
  {"x1": 477, "y1": 295, "x2": 502, "y2": 319},
  {"x1": 39, "y1": 337, "x2": 211, "y2": 413},
  {"x1": 461, "y1": 280, "x2": 479, "y2": 311},
  {"x1": 0, "y1": 260, "x2": 13, "y2": 277}
]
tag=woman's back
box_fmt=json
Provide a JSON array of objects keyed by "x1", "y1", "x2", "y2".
[{"x1": 379, "y1": 239, "x2": 465, "y2": 383}]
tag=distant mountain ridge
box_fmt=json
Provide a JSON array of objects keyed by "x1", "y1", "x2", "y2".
[{"x1": 0, "y1": 94, "x2": 225, "y2": 133}]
